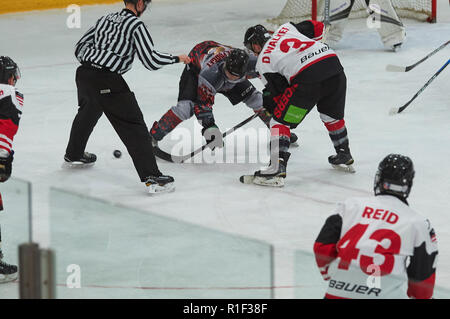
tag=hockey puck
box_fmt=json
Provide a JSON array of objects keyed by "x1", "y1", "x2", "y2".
[{"x1": 113, "y1": 150, "x2": 122, "y2": 158}]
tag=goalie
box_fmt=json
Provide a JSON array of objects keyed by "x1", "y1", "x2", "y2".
[{"x1": 324, "y1": 0, "x2": 406, "y2": 51}]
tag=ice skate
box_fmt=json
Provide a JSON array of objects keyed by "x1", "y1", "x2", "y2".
[
  {"x1": 241, "y1": 153, "x2": 290, "y2": 187},
  {"x1": 145, "y1": 175, "x2": 175, "y2": 194},
  {"x1": 0, "y1": 259, "x2": 18, "y2": 284},
  {"x1": 63, "y1": 152, "x2": 97, "y2": 168},
  {"x1": 328, "y1": 149, "x2": 355, "y2": 173}
]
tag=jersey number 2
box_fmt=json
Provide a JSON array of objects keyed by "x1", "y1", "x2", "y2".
[{"x1": 337, "y1": 223, "x2": 401, "y2": 276}]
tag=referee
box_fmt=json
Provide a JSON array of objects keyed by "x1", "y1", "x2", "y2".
[{"x1": 64, "y1": 0, "x2": 190, "y2": 193}]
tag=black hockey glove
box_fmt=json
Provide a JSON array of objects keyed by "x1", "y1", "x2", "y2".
[
  {"x1": 262, "y1": 88, "x2": 277, "y2": 114},
  {"x1": 202, "y1": 124, "x2": 224, "y2": 150},
  {"x1": 0, "y1": 151, "x2": 14, "y2": 183},
  {"x1": 256, "y1": 107, "x2": 272, "y2": 128}
]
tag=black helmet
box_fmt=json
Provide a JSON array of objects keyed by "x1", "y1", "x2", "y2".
[
  {"x1": 374, "y1": 154, "x2": 415, "y2": 199},
  {"x1": 0, "y1": 56, "x2": 20, "y2": 85},
  {"x1": 224, "y1": 49, "x2": 249, "y2": 78},
  {"x1": 244, "y1": 24, "x2": 271, "y2": 52},
  {"x1": 124, "y1": 0, "x2": 151, "y2": 4}
]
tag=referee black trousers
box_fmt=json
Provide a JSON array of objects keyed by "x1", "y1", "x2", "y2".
[{"x1": 65, "y1": 65, "x2": 161, "y2": 181}]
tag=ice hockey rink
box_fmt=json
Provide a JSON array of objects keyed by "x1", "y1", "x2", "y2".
[{"x1": 0, "y1": 0, "x2": 449, "y2": 298}]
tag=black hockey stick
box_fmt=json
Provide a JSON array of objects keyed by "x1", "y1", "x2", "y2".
[
  {"x1": 390, "y1": 59, "x2": 449, "y2": 115},
  {"x1": 386, "y1": 40, "x2": 450, "y2": 72},
  {"x1": 323, "y1": 0, "x2": 331, "y2": 26},
  {"x1": 154, "y1": 112, "x2": 259, "y2": 163}
]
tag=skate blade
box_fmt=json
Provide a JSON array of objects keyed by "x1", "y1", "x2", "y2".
[
  {"x1": 61, "y1": 161, "x2": 95, "y2": 169},
  {"x1": 240, "y1": 175, "x2": 285, "y2": 187},
  {"x1": 0, "y1": 272, "x2": 18, "y2": 284},
  {"x1": 331, "y1": 164, "x2": 356, "y2": 173},
  {"x1": 147, "y1": 182, "x2": 175, "y2": 194},
  {"x1": 252, "y1": 176, "x2": 285, "y2": 187}
]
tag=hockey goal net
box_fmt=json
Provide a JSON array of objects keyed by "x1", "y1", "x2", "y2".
[{"x1": 268, "y1": 0, "x2": 437, "y2": 25}]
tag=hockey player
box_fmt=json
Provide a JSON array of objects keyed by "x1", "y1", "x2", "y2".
[
  {"x1": 150, "y1": 42, "x2": 297, "y2": 151},
  {"x1": 242, "y1": 22, "x2": 353, "y2": 187},
  {"x1": 0, "y1": 56, "x2": 21, "y2": 283},
  {"x1": 314, "y1": 154, "x2": 438, "y2": 299},
  {"x1": 324, "y1": 0, "x2": 406, "y2": 51}
]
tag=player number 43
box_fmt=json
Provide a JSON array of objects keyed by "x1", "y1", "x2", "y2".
[{"x1": 337, "y1": 223, "x2": 401, "y2": 276}]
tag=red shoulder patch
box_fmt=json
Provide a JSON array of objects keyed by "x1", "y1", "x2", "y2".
[{"x1": 16, "y1": 91, "x2": 24, "y2": 106}]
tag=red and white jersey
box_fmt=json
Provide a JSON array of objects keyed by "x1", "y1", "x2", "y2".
[
  {"x1": 314, "y1": 195, "x2": 438, "y2": 299},
  {"x1": 256, "y1": 22, "x2": 338, "y2": 86},
  {"x1": 0, "y1": 83, "x2": 23, "y2": 155}
]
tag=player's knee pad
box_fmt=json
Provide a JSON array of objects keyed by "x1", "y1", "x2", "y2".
[
  {"x1": 270, "y1": 120, "x2": 291, "y2": 139},
  {"x1": 171, "y1": 100, "x2": 194, "y2": 121}
]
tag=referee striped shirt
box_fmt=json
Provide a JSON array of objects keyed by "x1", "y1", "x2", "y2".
[{"x1": 75, "y1": 9, "x2": 179, "y2": 74}]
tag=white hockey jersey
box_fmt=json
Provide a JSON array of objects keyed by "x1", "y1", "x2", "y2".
[
  {"x1": 314, "y1": 194, "x2": 438, "y2": 299},
  {"x1": 0, "y1": 83, "x2": 23, "y2": 155},
  {"x1": 256, "y1": 22, "x2": 339, "y2": 86}
]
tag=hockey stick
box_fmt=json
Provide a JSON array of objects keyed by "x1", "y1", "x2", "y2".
[
  {"x1": 389, "y1": 59, "x2": 449, "y2": 115},
  {"x1": 323, "y1": 0, "x2": 331, "y2": 26},
  {"x1": 320, "y1": 0, "x2": 333, "y2": 44},
  {"x1": 323, "y1": 0, "x2": 331, "y2": 34},
  {"x1": 154, "y1": 112, "x2": 260, "y2": 163},
  {"x1": 386, "y1": 40, "x2": 450, "y2": 72}
]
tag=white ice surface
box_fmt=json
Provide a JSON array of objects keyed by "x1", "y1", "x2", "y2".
[{"x1": 0, "y1": 0, "x2": 449, "y2": 298}]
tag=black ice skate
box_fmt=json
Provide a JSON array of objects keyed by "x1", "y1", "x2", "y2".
[
  {"x1": 0, "y1": 259, "x2": 18, "y2": 284},
  {"x1": 328, "y1": 149, "x2": 355, "y2": 173},
  {"x1": 241, "y1": 153, "x2": 290, "y2": 187},
  {"x1": 63, "y1": 152, "x2": 97, "y2": 168},
  {"x1": 145, "y1": 175, "x2": 175, "y2": 194}
]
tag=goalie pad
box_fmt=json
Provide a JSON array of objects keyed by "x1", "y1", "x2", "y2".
[
  {"x1": 322, "y1": 0, "x2": 354, "y2": 46},
  {"x1": 323, "y1": 0, "x2": 405, "y2": 49},
  {"x1": 368, "y1": 0, "x2": 405, "y2": 49}
]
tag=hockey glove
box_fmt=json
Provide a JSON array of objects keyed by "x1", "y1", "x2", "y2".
[
  {"x1": 255, "y1": 107, "x2": 272, "y2": 128},
  {"x1": 202, "y1": 124, "x2": 224, "y2": 150},
  {"x1": 319, "y1": 265, "x2": 331, "y2": 281},
  {"x1": 262, "y1": 89, "x2": 278, "y2": 114},
  {"x1": 0, "y1": 151, "x2": 14, "y2": 183}
]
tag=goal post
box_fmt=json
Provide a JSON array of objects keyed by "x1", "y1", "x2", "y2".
[{"x1": 268, "y1": 0, "x2": 437, "y2": 26}]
